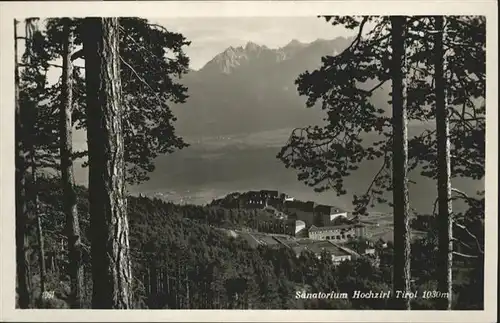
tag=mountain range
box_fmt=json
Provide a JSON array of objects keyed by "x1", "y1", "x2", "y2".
[{"x1": 171, "y1": 37, "x2": 368, "y2": 138}]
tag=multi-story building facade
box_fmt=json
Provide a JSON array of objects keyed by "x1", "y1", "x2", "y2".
[
  {"x1": 308, "y1": 223, "x2": 366, "y2": 243},
  {"x1": 219, "y1": 191, "x2": 358, "y2": 239},
  {"x1": 238, "y1": 191, "x2": 265, "y2": 208},
  {"x1": 237, "y1": 190, "x2": 280, "y2": 208},
  {"x1": 253, "y1": 213, "x2": 296, "y2": 236}
]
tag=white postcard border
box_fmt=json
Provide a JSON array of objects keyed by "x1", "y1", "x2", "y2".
[{"x1": 0, "y1": 1, "x2": 497, "y2": 322}]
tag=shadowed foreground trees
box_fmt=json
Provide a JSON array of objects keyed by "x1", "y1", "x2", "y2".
[
  {"x1": 15, "y1": 18, "x2": 31, "y2": 309},
  {"x1": 60, "y1": 18, "x2": 84, "y2": 308},
  {"x1": 83, "y1": 17, "x2": 132, "y2": 309},
  {"x1": 277, "y1": 15, "x2": 485, "y2": 309},
  {"x1": 389, "y1": 16, "x2": 411, "y2": 310},
  {"x1": 16, "y1": 16, "x2": 191, "y2": 308},
  {"x1": 433, "y1": 15, "x2": 453, "y2": 310},
  {"x1": 42, "y1": 17, "x2": 191, "y2": 185}
]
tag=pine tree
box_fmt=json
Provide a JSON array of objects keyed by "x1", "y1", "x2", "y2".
[
  {"x1": 25, "y1": 20, "x2": 47, "y2": 298},
  {"x1": 14, "y1": 18, "x2": 31, "y2": 309},
  {"x1": 390, "y1": 15, "x2": 411, "y2": 310},
  {"x1": 277, "y1": 15, "x2": 485, "y2": 310},
  {"x1": 43, "y1": 17, "x2": 190, "y2": 185},
  {"x1": 60, "y1": 18, "x2": 84, "y2": 308},
  {"x1": 433, "y1": 15, "x2": 453, "y2": 310},
  {"x1": 83, "y1": 17, "x2": 132, "y2": 309}
]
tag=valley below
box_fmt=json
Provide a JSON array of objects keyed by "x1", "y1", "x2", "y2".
[{"x1": 128, "y1": 126, "x2": 483, "y2": 216}]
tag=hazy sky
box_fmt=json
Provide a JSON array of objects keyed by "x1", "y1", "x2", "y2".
[{"x1": 152, "y1": 17, "x2": 356, "y2": 70}]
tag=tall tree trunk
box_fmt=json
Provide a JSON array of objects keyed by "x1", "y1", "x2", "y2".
[
  {"x1": 185, "y1": 266, "x2": 190, "y2": 309},
  {"x1": 390, "y1": 16, "x2": 411, "y2": 310},
  {"x1": 176, "y1": 262, "x2": 181, "y2": 308},
  {"x1": 166, "y1": 270, "x2": 171, "y2": 303},
  {"x1": 151, "y1": 263, "x2": 157, "y2": 298},
  {"x1": 159, "y1": 268, "x2": 163, "y2": 296},
  {"x1": 49, "y1": 253, "x2": 54, "y2": 273},
  {"x1": 83, "y1": 17, "x2": 132, "y2": 309},
  {"x1": 434, "y1": 15, "x2": 453, "y2": 310},
  {"x1": 26, "y1": 46, "x2": 46, "y2": 297},
  {"x1": 31, "y1": 139, "x2": 46, "y2": 297},
  {"x1": 14, "y1": 18, "x2": 31, "y2": 309},
  {"x1": 35, "y1": 209, "x2": 46, "y2": 296},
  {"x1": 147, "y1": 266, "x2": 151, "y2": 295},
  {"x1": 60, "y1": 18, "x2": 84, "y2": 309}
]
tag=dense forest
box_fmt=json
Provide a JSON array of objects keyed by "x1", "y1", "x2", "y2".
[
  {"x1": 23, "y1": 175, "x2": 483, "y2": 309},
  {"x1": 13, "y1": 15, "x2": 486, "y2": 310}
]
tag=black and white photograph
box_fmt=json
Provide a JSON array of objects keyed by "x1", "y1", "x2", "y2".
[{"x1": 0, "y1": 1, "x2": 497, "y2": 322}]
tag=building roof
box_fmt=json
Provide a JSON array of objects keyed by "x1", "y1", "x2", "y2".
[
  {"x1": 251, "y1": 233, "x2": 281, "y2": 246},
  {"x1": 291, "y1": 240, "x2": 352, "y2": 257},
  {"x1": 274, "y1": 237, "x2": 300, "y2": 247},
  {"x1": 328, "y1": 241, "x2": 361, "y2": 258},
  {"x1": 309, "y1": 224, "x2": 362, "y2": 233}
]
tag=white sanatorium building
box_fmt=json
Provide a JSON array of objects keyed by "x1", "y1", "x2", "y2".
[{"x1": 308, "y1": 223, "x2": 367, "y2": 243}]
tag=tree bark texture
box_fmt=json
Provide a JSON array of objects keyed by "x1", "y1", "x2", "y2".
[
  {"x1": 433, "y1": 15, "x2": 453, "y2": 310},
  {"x1": 35, "y1": 207, "x2": 46, "y2": 296},
  {"x1": 14, "y1": 18, "x2": 31, "y2": 309},
  {"x1": 31, "y1": 142, "x2": 46, "y2": 297},
  {"x1": 60, "y1": 19, "x2": 84, "y2": 309},
  {"x1": 25, "y1": 20, "x2": 47, "y2": 301},
  {"x1": 83, "y1": 17, "x2": 132, "y2": 309},
  {"x1": 390, "y1": 16, "x2": 412, "y2": 310}
]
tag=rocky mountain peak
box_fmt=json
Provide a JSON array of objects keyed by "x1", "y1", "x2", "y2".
[
  {"x1": 245, "y1": 41, "x2": 261, "y2": 51},
  {"x1": 200, "y1": 38, "x2": 348, "y2": 75},
  {"x1": 284, "y1": 39, "x2": 304, "y2": 48}
]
